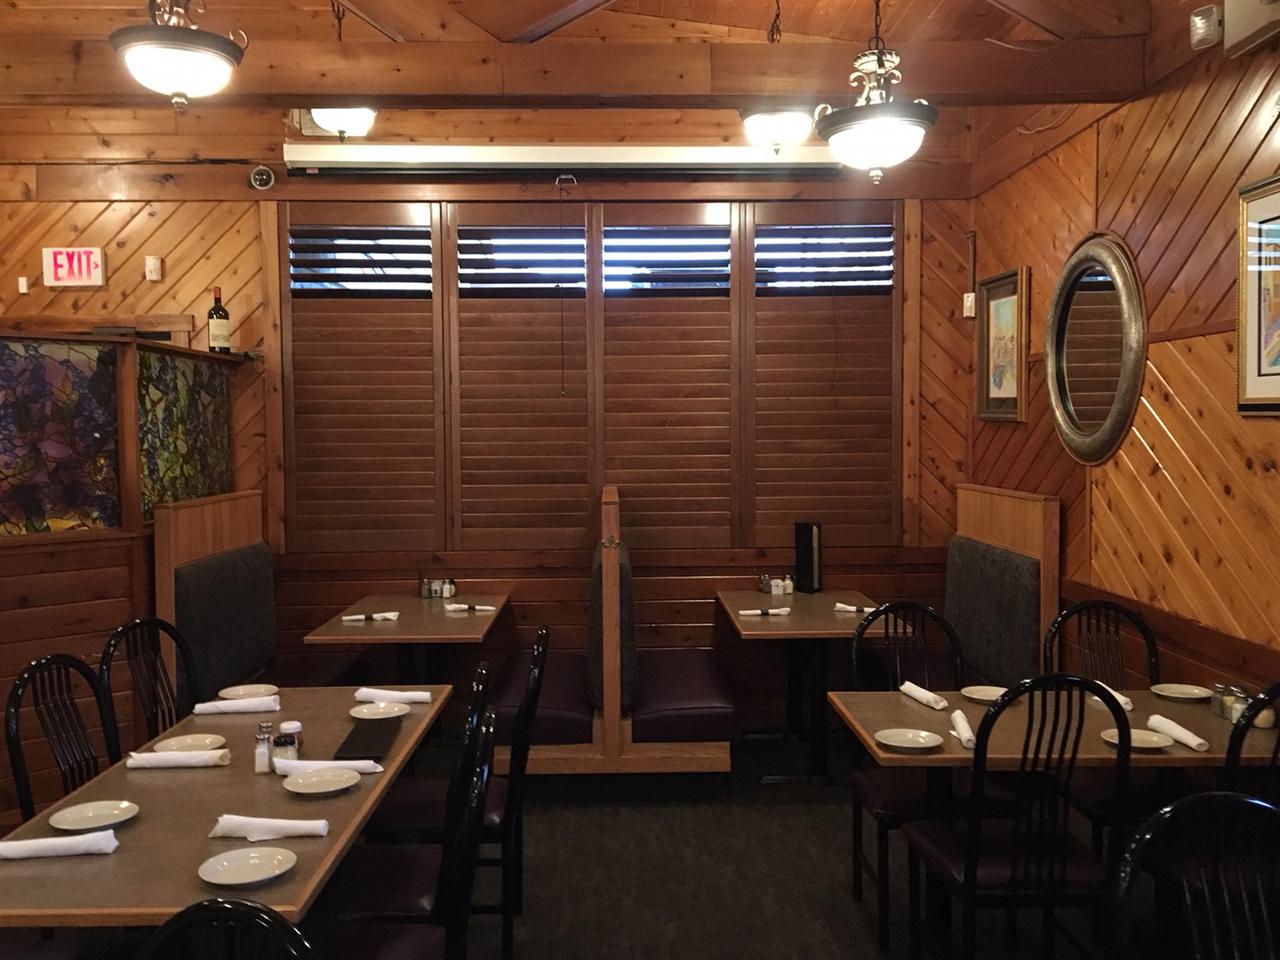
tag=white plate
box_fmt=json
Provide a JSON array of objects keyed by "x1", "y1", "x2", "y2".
[
  {"x1": 153, "y1": 733, "x2": 227, "y2": 753},
  {"x1": 283, "y1": 768, "x2": 361, "y2": 796},
  {"x1": 218, "y1": 683, "x2": 279, "y2": 700},
  {"x1": 1150, "y1": 683, "x2": 1213, "y2": 702},
  {"x1": 349, "y1": 701, "x2": 411, "y2": 720},
  {"x1": 49, "y1": 800, "x2": 139, "y2": 832},
  {"x1": 960, "y1": 685, "x2": 1008, "y2": 704},
  {"x1": 1101, "y1": 728, "x2": 1174, "y2": 751},
  {"x1": 198, "y1": 847, "x2": 297, "y2": 887},
  {"x1": 874, "y1": 728, "x2": 944, "y2": 752}
]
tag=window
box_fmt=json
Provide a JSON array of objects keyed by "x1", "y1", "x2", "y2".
[
  {"x1": 288, "y1": 224, "x2": 432, "y2": 298},
  {"x1": 754, "y1": 223, "x2": 894, "y2": 295},
  {"x1": 603, "y1": 225, "x2": 730, "y2": 296},
  {"x1": 457, "y1": 226, "x2": 586, "y2": 297}
]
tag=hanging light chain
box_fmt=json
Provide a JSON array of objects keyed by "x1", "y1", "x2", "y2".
[
  {"x1": 767, "y1": 0, "x2": 783, "y2": 43},
  {"x1": 330, "y1": 0, "x2": 346, "y2": 41}
]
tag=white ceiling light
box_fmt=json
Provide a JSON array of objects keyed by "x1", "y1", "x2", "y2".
[
  {"x1": 309, "y1": 107, "x2": 378, "y2": 140},
  {"x1": 740, "y1": 2, "x2": 813, "y2": 154},
  {"x1": 110, "y1": 0, "x2": 246, "y2": 111},
  {"x1": 742, "y1": 109, "x2": 814, "y2": 153},
  {"x1": 814, "y1": 0, "x2": 937, "y2": 183}
]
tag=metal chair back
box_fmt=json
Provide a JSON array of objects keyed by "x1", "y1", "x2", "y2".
[
  {"x1": 138, "y1": 898, "x2": 314, "y2": 960},
  {"x1": 851, "y1": 601, "x2": 963, "y2": 691},
  {"x1": 1043, "y1": 599, "x2": 1158, "y2": 687},
  {"x1": 100, "y1": 617, "x2": 199, "y2": 742}
]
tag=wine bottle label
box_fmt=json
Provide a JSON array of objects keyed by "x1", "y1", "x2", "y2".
[{"x1": 209, "y1": 317, "x2": 230, "y2": 349}]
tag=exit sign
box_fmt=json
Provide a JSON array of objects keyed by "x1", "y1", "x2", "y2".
[{"x1": 42, "y1": 247, "x2": 105, "y2": 287}]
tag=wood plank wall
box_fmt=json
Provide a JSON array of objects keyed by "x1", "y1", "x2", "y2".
[{"x1": 961, "y1": 43, "x2": 1280, "y2": 682}]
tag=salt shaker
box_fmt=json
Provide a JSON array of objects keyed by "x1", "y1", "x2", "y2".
[
  {"x1": 783, "y1": 575, "x2": 794, "y2": 595},
  {"x1": 419, "y1": 576, "x2": 431, "y2": 599},
  {"x1": 1211, "y1": 683, "x2": 1228, "y2": 719},
  {"x1": 253, "y1": 733, "x2": 272, "y2": 774}
]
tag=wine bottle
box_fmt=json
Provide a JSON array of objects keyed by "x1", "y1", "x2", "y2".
[{"x1": 208, "y1": 286, "x2": 231, "y2": 354}]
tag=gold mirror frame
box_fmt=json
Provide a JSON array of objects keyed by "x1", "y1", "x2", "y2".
[{"x1": 1044, "y1": 234, "x2": 1147, "y2": 466}]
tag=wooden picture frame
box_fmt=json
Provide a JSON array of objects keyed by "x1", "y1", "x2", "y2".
[
  {"x1": 1238, "y1": 176, "x2": 1280, "y2": 414},
  {"x1": 975, "y1": 267, "x2": 1028, "y2": 422}
]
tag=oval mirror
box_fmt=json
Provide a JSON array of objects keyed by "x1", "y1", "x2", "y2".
[{"x1": 1046, "y1": 235, "x2": 1146, "y2": 465}]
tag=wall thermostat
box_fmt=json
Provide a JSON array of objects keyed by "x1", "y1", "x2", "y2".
[{"x1": 249, "y1": 165, "x2": 276, "y2": 191}]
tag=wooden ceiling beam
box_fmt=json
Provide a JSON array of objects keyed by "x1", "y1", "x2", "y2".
[
  {"x1": 982, "y1": 0, "x2": 1150, "y2": 38},
  {"x1": 451, "y1": 0, "x2": 617, "y2": 42},
  {"x1": 338, "y1": 0, "x2": 495, "y2": 42},
  {"x1": 0, "y1": 38, "x2": 1145, "y2": 107}
]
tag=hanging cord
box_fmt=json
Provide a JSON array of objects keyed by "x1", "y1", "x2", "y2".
[
  {"x1": 767, "y1": 0, "x2": 782, "y2": 43},
  {"x1": 555, "y1": 174, "x2": 577, "y2": 399},
  {"x1": 330, "y1": 0, "x2": 345, "y2": 41}
]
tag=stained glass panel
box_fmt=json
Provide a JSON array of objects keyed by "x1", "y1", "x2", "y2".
[
  {"x1": 137, "y1": 350, "x2": 234, "y2": 520},
  {"x1": 0, "y1": 339, "x2": 120, "y2": 534}
]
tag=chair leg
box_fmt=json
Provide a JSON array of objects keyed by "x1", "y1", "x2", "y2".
[
  {"x1": 876, "y1": 824, "x2": 891, "y2": 951},
  {"x1": 851, "y1": 794, "x2": 864, "y2": 901},
  {"x1": 1005, "y1": 907, "x2": 1019, "y2": 948},
  {"x1": 1090, "y1": 819, "x2": 1103, "y2": 857},
  {"x1": 1041, "y1": 908, "x2": 1054, "y2": 960},
  {"x1": 502, "y1": 830, "x2": 517, "y2": 960},
  {"x1": 512, "y1": 813, "x2": 525, "y2": 916},
  {"x1": 907, "y1": 849, "x2": 921, "y2": 960},
  {"x1": 961, "y1": 900, "x2": 977, "y2": 960}
]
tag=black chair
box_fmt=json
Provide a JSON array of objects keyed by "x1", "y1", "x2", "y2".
[
  {"x1": 365, "y1": 630, "x2": 549, "y2": 960},
  {"x1": 1115, "y1": 792, "x2": 1280, "y2": 960},
  {"x1": 1043, "y1": 600, "x2": 1159, "y2": 685},
  {"x1": 902, "y1": 674, "x2": 1131, "y2": 960},
  {"x1": 99, "y1": 617, "x2": 199, "y2": 744},
  {"x1": 311, "y1": 709, "x2": 497, "y2": 960},
  {"x1": 1224, "y1": 680, "x2": 1280, "y2": 803},
  {"x1": 1045, "y1": 599, "x2": 1162, "y2": 852},
  {"x1": 849, "y1": 602, "x2": 964, "y2": 950},
  {"x1": 140, "y1": 897, "x2": 454, "y2": 960},
  {"x1": 5, "y1": 653, "x2": 122, "y2": 822}
]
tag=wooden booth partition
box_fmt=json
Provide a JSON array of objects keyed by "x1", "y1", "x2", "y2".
[
  {"x1": 502, "y1": 486, "x2": 732, "y2": 775},
  {"x1": 955, "y1": 483, "x2": 1060, "y2": 640},
  {"x1": 153, "y1": 491, "x2": 265, "y2": 624}
]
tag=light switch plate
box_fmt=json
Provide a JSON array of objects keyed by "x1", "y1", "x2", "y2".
[
  {"x1": 17, "y1": 276, "x2": 29, "y2": 294},
  {"x1": 144, "y1": 255, "x2": 164, "y2": 282},
  {"x1": 962, "y1": 292, "x2": 977, "y2": 318}
]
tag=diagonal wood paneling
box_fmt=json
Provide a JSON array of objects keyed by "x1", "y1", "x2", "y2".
[
  {"x1": 916, "y1": 199, "x2": 971, "y2": 545},
  {"x1": 1093, "y1": 333, "x2": 1280, "y2": 646}
]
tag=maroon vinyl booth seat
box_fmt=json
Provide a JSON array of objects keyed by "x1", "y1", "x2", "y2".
[{"x1": 490, "y1": 542, "x2": 737, "y2": 747}]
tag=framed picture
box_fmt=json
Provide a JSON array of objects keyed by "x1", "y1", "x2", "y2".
[
  {"x1": 1239, "y1": 176, "x2": 1280, "y2": 413},
  {"x1": 975, "y1": 267, "x2": 1029, "y2": 422}
]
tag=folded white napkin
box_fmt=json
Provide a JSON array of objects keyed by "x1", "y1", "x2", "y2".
[
  {"x1": 443, "y1": 603, "x2": 496, "y2": 612},
  {"x1": 1092, "y1": 682, "x2": 1133, "y2": 712},
  {"x1": 900, "y1": 681, "x2": 948, "y2": 710},
  {"x1": 354, "y1": 687, "x2": 432, "y2": 705},
  {"x1": 0, "y1": 830, "x2": 118, "y2": 860},
  {"x1": 834, "y1": 602, "x2": 876, "y2": 614},
  {"x1": 208, "y1": 815, "x2": 329, "y2": 843},
  {"x1": 127, "y1": 749, "x2": 230, "y2": 768},
  {"x1": 737, "y1": 607, "x2": 791, "y2": 616},
  {"x1": 341, "y1": 611, "x2": 400, "y2": 622},
  {"x1": 1148, "y1": 714, "x2": 1208, "y2": 752},
  {"x1": 193, "y1": 696, "x2": 280, "y2": 714},
  {"x1": 272, "y1": 758, "x2": 384, "y2": 776},
  {"x1": 950, "y1": 710, "x2": 976, "y2": 749}
]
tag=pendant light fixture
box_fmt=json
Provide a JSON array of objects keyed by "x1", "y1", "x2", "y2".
[
  {"x1": 309, "y1": 107, "x2": 378, "y2": 140},
  {"x1": 110, "y1": 0, "x2": 246, "y2": 111},
  {"x1": 741, "y1": 1, "x2": 813, "y2": 154},
  {"x1": 813, "y1": 0, "x2": 937, "y2": 183}
]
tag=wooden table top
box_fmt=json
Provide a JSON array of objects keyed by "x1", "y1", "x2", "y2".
[
  {"x1": 303, "y1": 593, "x2": 509, "y2": 646},
  {"x1": 716, "y1": 589, "x2": 878, "y2": 640},
  {"x1": 0, "y1": 685, "x2": 450, "y2": 927},
  {"x1": 829, "y1": 689, "x2": 1276, "y2": 769}
]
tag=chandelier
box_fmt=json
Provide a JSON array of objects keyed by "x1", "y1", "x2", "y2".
[
  {"x1": 740, "y1": 2, "x2": 813, "y2": 154},
  {"x1": 814, "y1": 0, "x2": 936, "y2": 183},
  {"x1": 110, "y1": 0, "x2": 246, "y2": 110}
]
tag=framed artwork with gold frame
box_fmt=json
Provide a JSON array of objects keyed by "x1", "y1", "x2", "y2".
[
  {"x1": 1239, "y1": 176, "x2": 1280, "y2": 413},
  {"x1": 975, "y1": 267, "x2": 1029, "y2": 422}
]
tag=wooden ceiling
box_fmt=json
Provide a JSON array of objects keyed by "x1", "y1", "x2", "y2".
[{"x1": 0, "y1": 0, "x2": 1153, "y2": 107}]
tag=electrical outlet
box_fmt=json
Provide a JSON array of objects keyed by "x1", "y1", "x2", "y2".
[
  {"x1": 962, "y1": 292, "x2": 977, "y2": 318},
  {"x1": 17, "y1": 276, "x2": 29, "y2": 294}
]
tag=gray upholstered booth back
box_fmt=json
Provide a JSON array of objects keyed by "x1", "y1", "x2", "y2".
[
  {"x1": 174, "y1": 541, "x2": 276, "y2": 702},
  {"x1": 588, "y1": 541, "x2": 637, "y2": 712},
  {"x1": 943, "y1": 534, "x2": 1041, "y2": 688}
]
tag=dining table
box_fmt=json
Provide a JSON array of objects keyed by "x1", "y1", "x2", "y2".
[
  {"x1": 0, "y1": 684, "x2": 450, "y2": 928},
  {"x1": 716, "y1": 588, "x2": 880, "y2": 783},
  {"x1": 304, "y1": 592, "x2": 510, "y2": 681}
]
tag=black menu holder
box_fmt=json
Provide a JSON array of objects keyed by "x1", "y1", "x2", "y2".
[
  {"x1": 794, "y1": 521, "x2": 822, "y2": 593},
  {"x1": 333, "y1": 717, "x2": 403, "y2": 762}
]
